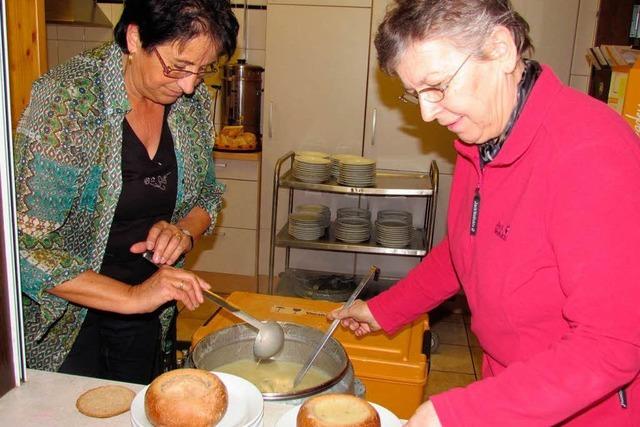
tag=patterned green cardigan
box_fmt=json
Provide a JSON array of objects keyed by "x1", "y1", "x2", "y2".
[{"x1": 14, "y1": 42, "x2": 224, "y2": 372}]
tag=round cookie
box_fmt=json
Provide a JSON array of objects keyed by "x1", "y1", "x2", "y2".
[{"x1": 76, "y1": 385, "x2": 136, "y2": 418}]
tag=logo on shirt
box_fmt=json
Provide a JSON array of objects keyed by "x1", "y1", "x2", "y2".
[
  {"x1": 144, "y1": 172, "x2": 171, "y2": 191},
  {"x1": 494, "y1": 222, "x2": 511, "y2": 240}
]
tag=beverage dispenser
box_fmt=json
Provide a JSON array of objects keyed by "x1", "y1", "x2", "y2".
[{"x1": 215, "y1": 59, "x2": 265, "y2": 152}]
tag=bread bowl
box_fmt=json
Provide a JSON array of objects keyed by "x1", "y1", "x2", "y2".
[
  {"x1": 144, "y1": 369, "x2": 228, "y2": 427},
  {"x1": 296, "y1": 393, "x2": 381, "y2": 427}
]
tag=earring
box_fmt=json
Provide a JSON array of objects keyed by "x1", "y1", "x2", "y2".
[{"x1": 128, "y1": 53, "x2": 133, "y2": 63}]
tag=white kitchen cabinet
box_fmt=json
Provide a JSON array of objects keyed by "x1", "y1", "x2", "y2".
[
  {"x1": 354, "y1": 0, "x2": 458, "y2": 276},
  {"x1": 511, "y1": 0, "x2": 581, "y2": 84},
  {"x1": 260, "y1": 3, "x2": 372, "y2": 277},
  {"x1": 268, "y1": 0, "x2": 371, "y2": 7},
  {"x1": 362, "y1": 0, "x2": 457, "y2": 174},
  {"x1": 185, "y1": 152, "x2": 261, "y2": 293}
]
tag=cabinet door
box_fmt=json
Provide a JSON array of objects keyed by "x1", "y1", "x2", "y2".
[
  {"x1": 262, "y1": 5, "x2": 371, "y2": 157},
  {"x1": 268, "y1": 0, "x2": 371, "y2": 6},
  {"x1": 259, "y1": 4, "x2": 371, "y2": 275},
  {"x1": 362, "y1": 0, "x2": 457, "y2": 175},
  {"x1": 185, "y1": 228, "x2": 257, "y2": 276},
  {"x1": 7, "y1": 0, "x2": 48, "y2": 131},
  {"x1": 511, "y1": 0, "x2": 580, "y2": 84},
  {"x1": 216, "y1": 179, "x2": 259, "y2": 229}
]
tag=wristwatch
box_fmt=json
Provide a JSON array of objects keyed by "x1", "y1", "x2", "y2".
[{"x1": 179, "y1": 228, "x2": 194, "y2": 251}]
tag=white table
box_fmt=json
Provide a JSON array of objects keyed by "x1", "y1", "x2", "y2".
[{"x1": 0, "y1": 369, "x2": 293, "y2": 426}]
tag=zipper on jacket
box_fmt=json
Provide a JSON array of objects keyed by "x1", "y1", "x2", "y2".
[
  {"x1": 470, "y1": 185, "x2": 480, "y2": 235},
  {"x1": 470, "y1": 159, "x2": 484, "y2": 236}
]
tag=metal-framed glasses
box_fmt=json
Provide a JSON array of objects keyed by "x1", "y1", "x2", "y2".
[
  {"x1": 399, "y1": 53, "x2": 472, "y2": 104},
  {"x1": 153, "y1": 48, "x2": 218, "y2": 79}
]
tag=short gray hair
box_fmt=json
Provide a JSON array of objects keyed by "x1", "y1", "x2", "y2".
[{"x1": 374, "y1": 0, "x2": 533, "y2": 74}]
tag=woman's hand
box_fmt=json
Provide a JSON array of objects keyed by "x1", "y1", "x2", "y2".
[
  {"x1": 130, "y1": 220, "x2": 193, "y2": 265},
  {"x1": 129, "y1": 265, "x2": 210, "y2": 312},
  {"x1": 404, "y1": 401, "x2": 442, "y2": 427},
  {"x1": 327, "y1": 299, "x2": 381, "y2": 337}
]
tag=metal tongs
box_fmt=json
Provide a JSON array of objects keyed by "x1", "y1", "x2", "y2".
[{"x1": 292, "y1": 265, "x2": 380, "y2": 388}]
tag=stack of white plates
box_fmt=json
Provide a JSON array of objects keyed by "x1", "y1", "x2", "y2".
[
  {"x1": 329, "y1": 154, "x2": 362, "y2": 178},
  {"x1": 295, "y1": 204, "x2": 331, "y2": 228},
  {"x1": 288, "y1": 212, "x2": 326, "y2": 240},
  {"x1": 375, "y1": 218, "x2": 413, "y2": 248},
  {"x1": 130, "y1": 372, "x2": 264, "y2": 427},
  {"x1": 336, "y1": 207, "x2": 371, "y2": 221},
  {"x1": 293, "y1": 155, "x2": 331, "y2": 183},
  {"x1": 295, "y1": 150, "x2": 330, "y2": 160},
  {"x1": 335, "y1": 216, "x2": 371, "y2": 243},
  {"x1": 337, "y1": 156, "x2": 376, "y2": 187},
  {"x1": 377, "y1": 209, "x2": 413, "y2": 224}
]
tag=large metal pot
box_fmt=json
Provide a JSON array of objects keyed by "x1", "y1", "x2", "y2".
[{"x1": 189, "y1": 322, "x2": 355, "y2": 403}]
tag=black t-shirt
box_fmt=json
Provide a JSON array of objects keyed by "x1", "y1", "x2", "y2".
[{"x1": 100, "y1": 107, "x2": 177, "y2": 293}]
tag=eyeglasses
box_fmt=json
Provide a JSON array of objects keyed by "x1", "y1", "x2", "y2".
[
  {"x1": 399, "y1": 53, "x2": 472, "y2": 104},
  {"x1": 153, "y1": 48, "x2": 218, "y2": 79}
]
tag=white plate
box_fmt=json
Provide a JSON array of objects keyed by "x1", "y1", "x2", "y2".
[
  {"x1": 295, "y1": 150, "x2": 330, "y2": 159},
  {"x1": 130, "y1": 372, "x2": 263, "y2": 427},
  {"x1": 339, "y1": 156, "x2": 376, "y2": 166},
  {"x1": 275, "y1": 401, "x2": 402, "y2": 427},
  {"x1": 295, "y1": 156, "x2": 331, "y2": 165}
]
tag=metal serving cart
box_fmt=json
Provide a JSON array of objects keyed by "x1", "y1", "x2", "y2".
[{"x1": 267, "y1": 151, "x2": 439, "y2": 296}]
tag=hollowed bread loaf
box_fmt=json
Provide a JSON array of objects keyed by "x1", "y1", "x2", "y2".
[
  {"x1": 145, "y1": 368, "x2": 228, "y2": 427},
  {"x1": 297, "y1": 393, "x2": 381, "y2": 427}
]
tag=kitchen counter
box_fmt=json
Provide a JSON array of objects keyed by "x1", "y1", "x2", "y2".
[{"x1": 0, "y1": 369, "x2": 292, "y2": 426}]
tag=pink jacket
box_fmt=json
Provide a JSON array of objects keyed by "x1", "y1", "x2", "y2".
[{"x1": 368, "y1": 66, "x2": 640, "y2": 425}]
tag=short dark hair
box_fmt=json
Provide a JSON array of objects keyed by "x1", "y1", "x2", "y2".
[
  {"x1": 375, "y1": 0, "x2": 533, "y2": 75},
  {"x1": 114, "y1": 0, "x2": 239, "y2": 60}
]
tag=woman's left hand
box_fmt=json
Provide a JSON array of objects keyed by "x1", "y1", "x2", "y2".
[
  {"x1": 130, "y1": 220, "x2": 192, "y2": 265},
  {"x1": 404, "y1": 401, "x2": 442, "y2": 427}
]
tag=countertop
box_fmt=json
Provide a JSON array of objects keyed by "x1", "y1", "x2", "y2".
[{"x1": 0, "y1": 369, "x2": 292, "y2": 426}]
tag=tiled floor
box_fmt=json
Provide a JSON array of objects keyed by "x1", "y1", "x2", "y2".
[
  {"x1": 176, "y1": 293, "x2": 482, "y2": 400},
  {"x1": 424, "y1": 294, "x2": 481, "y2": 399}
]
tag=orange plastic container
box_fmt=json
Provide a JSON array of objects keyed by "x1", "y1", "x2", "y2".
[{"x1": 191, "y1": 292, "x2": 429, "y2": 419}]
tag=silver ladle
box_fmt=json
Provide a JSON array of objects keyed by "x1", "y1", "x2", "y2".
[
  {"x1": 201, "y1": 289, "x2": 285, "y2": 360},
  {"x1": 141, "y1": 250, "x2": 284, "y2": 359},
  {"x1": 292, "y1": 265, "x2": 379, "y2": 388}
]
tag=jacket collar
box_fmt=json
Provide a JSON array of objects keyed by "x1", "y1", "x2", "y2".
[
  {"x1": 99, "y1": 42, "x2": 131, "y2": 117},
  {"x1": 454, "y1": 65, "x2": 564, "y2": 167}
]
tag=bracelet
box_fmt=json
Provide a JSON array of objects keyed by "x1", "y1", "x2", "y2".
[{"x1": 179, "y1": 228, "x2": 194, "y2": 251}]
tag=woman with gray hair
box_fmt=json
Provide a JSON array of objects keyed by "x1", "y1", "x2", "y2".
[{"x1": 331, "y1": 0, "x2": 640, "y2": 425}]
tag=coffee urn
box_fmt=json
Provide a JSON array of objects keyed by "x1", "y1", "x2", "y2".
[{"x1": 219, "y1": 59, "x2": 265, "y2": 152}]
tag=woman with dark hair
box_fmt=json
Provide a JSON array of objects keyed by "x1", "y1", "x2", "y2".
[
  {"x1": 331, "y1": 0, "x2": 640, "y2": 425},
  {"x1": 15, "y1": 0, "x2": 238, "y2": 383}
]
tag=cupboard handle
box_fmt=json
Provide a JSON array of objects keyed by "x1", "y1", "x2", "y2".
[
  {"x1": 212, "y1": 230, "x2": 227, "y2": 237},
  {"x1": 269, "y1": 102, "x2": 273, "y2": 138},
  {"x1": 371, "y1": 108, "x2": 377, "y2": 146},
  {"x1": 214, "y1": 162, "x2": 228, "y2": 168}
]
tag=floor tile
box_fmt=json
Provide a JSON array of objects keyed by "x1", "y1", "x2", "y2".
[
  {"x1": 429, "y1": 344, "x2": 474, "y2": 374},
  {"x1": 439, "y1": 293, "x2": 471, "y2": 315},
  {"x1": 466, "y1": 325, "x2": 481, "y2": 348},
  {"x1": 471, "y1": 347, "x2": 484, "y2": 379},
  {"x1": 424, "y1": 370, "x2": 476, "y2": 398},
  {"x1": 431, "y1": 320, "x2": 468, "y2": 346},
  {"x1": 429, "y1": 308, "x2": 465, "y2": 325},
  {"x1": 463, "y1": 314, "x2": 471, "y2": 325}
]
